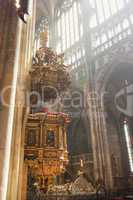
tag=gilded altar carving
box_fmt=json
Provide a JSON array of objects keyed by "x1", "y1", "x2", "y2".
[
  {"x1": 24, "y1": 44, "x2": 71, "y2": 193},
  {"x1": 24, "y1": 112, "x2": 70, "y2": 189}
]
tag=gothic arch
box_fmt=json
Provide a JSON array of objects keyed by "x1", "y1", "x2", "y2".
[
  {"x1": 95, "y1": 48, "x2": 133, "y2": 93},
  {"x1": 94, "y1": 48, "x2": 133, "y2": 189}
]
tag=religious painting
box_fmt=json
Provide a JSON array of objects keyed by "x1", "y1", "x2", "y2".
[
  {"x1": 46, "y1": 130, "x2": 55, "y2": 147},
  {"x1": 27, "y1": 129, "x2": 36, "y2": 146}
]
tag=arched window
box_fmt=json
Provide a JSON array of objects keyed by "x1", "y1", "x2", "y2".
[
  {"x1": 90, "y1": 0, "x2": 128, "y2": 27},
  {"x1": 130, "y1": 14, "x2": 133, "y2": 24},
  {"x1": 124, "y1": 120, "x2": 133, "y2": 173},
  {"x1": 55, "y1": 0, "x2": 83, "y2": 53},
  {"x1": 90, "y1": 0, "x2": 132, "y2": 53},
  {"x1": 55, "y1": 0, "x2": 86, "y2": 77},
  {"x1": 123, "y1": 19, "x2": 129, "y2": 29}
]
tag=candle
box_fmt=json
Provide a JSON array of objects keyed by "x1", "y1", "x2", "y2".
[{"x1": 80, "y1": 159, "x2": 84, "y2": 168}]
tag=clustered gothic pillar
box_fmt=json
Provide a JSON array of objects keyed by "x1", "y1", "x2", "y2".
[
  {"x1": 86, "y1": 83, "x2": 113, "y2": 189},
  {"x1": 0, "y1": 0, "x2": 36, "y2": 200},
  {"x1": 80, "y1": 0, "x2": 113, "y2": 190}
]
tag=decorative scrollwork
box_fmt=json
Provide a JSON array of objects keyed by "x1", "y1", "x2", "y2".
[{"x1": 30, "y1": 47, "x2": 71, "y2": 101}]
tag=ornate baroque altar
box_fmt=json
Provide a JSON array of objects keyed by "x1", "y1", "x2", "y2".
[
  {"x1": 25, "y1": 112, "x2": 70, "y2": 187},
  {"x1": 24, "y1": 46, "x2": 71, "y2": 197}
]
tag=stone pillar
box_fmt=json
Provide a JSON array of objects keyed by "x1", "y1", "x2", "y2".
[
  {"x1": 81, "y1": 0, "x2": 113, "y2": 188},
  {"x1": 0, "y1": 1, "x2": 19, "y2": 199},
  {"x1": 86, "y1": 87, "x2": 103, "y2": 181},
  {"x1": 98, "y1": 99, "x2": 113, "y2": 189},
  {"x1": 8, "y1": 1, "x2": 36, "y2": 199},
  {"x1": 86, "y1": 84, "x2": 113, "y2": 189},
  {"x1": 0, "y1": 0, "x2": 36, "y2": 199},
  {"x1": 17, "y1": 1, "x2": 37, "y2": 198}
]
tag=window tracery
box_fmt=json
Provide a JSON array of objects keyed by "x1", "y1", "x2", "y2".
[
  {"x1": 90, "y1": 0, "x2": 133, "y2": 55},
  {"x1": 54, "y1": 0, "x2": 87, "y2": 83},
  {"x1": 56, "y1": 0, "x2": 82, "y2": 53}
]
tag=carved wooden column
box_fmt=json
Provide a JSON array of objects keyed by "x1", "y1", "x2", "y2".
[
  {"x1": 64, "y1": 127, "x2": 67, "y2": 150},
  {"x1": 59, "y1": 126, "x2": 63, "y2": 149},
  {"x1": 21, "y1": 163, "x2": 28, "y2": 200}
]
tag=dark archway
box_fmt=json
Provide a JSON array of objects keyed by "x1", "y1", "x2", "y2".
[{"x1": 104, "y1": 63, "x2": 133, "y2": 190}]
